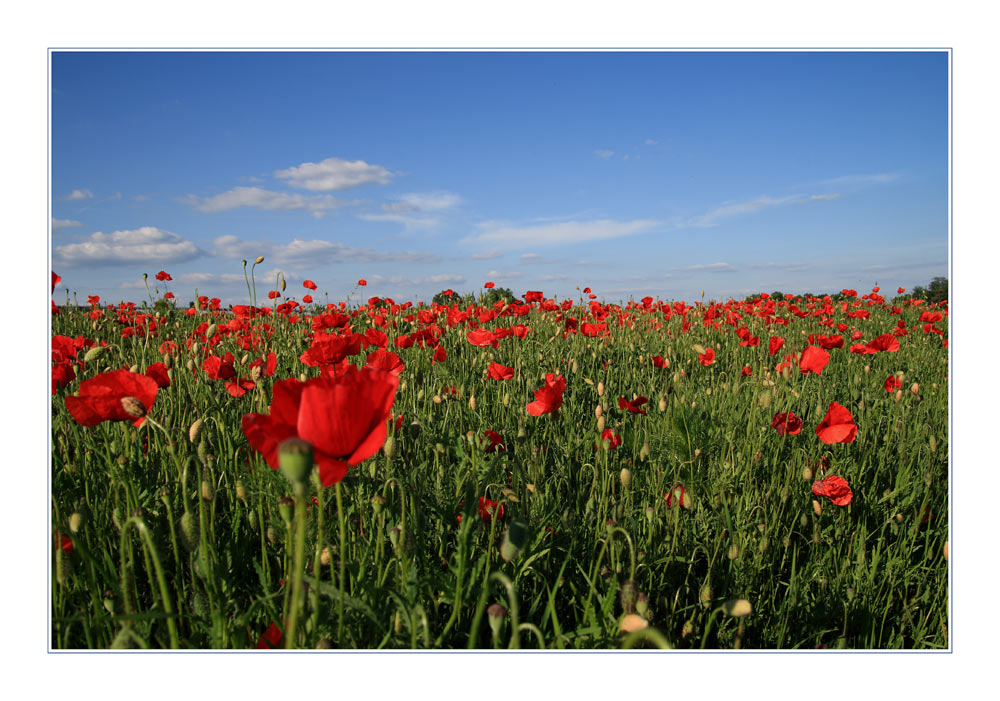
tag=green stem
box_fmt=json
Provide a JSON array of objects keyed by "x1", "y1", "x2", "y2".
[
  {"x1": 336, "y1": 481, "x2": 347, "y2": 645},
  {"x1": 284, "y1": 486, "x2": 308, "y2": 649},
  {"x1": 122, "y1": 517, "x2": 180, "y2": 648}
]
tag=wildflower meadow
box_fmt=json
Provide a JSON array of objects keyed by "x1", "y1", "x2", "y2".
[{"x1": 50, "y1": 267, "x2": 949, "y2": 650}]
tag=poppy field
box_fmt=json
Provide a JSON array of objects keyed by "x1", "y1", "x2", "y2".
[{"x1": 49, "y1": 268, "x2": 949, "y2": 650}]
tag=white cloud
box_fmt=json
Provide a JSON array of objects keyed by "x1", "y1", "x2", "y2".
[
  {"x1": 51, "y1": 218, "x2": 82, "y2": 231},
  {"x1": 682, "y1": 192, "x2": 838, "y2": 228},
  {"x1": 180, "y1": 187, "x2": 359, "y2": 219},
  {"x1": 393, "y1": 191, "x2": 461, "y2": 212},
  {"x1": 486, "y1": 269, "x2": 524, "y2": 282},
  {"x1": 107, "y1": 192, "x2": 122, "y2": 201},
  {"x1": 463, "y1": 219, "x2": 659, "y2": 248},
  {"x1": 644, "y1": 139, "x2": 659, "y2": 145},
  {"x1": 360, "y1": 191, "x2": 462, "y2": 230},
  {"x1": 520, "y1": 253, "x2": 559, "y2": 265},
  {"x1": 468, "y1": 250, "x2": 503, "y2": 260},
  {"x1": 211, "y1": 235, "x2": 441, "y2": 266},
  {"x1": 860, "y1": 260, "x2": 947, "y2": 273},
  {"x1": 594, "y1": 149, "x2": 614, "y2": 159},
  {"x1": 538, "y1": 273, "x2": 568, "y2": 281},
  {"x1": 54, "y1": 227, "x2": 202, "y2": 266},
  {"x1": 66, "y1": 188, "x2": 93, "y2": 200},
  {"x1": 747, "y1": 261, "x2": 812, "y2": 272},
  {"x1": 274, "y1": 157, "x2": 394, "y2": 191},
  {"x1": 685, "y1": 262, "x2": 738, "y2": 273},
  {"x1": 821, "y1": 173, "x2": 901, "y2": 187}
]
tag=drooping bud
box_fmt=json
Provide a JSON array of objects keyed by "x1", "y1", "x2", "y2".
[
  {"x1": 188, "y1": 418, "x2": 204, "y2": 443},
  {"x1": 83, "y1": 345, "x2": 105, "y2": 363},
  {"x1": 205, "y1": 323, "x2": 218, "y2": 339},
  {"x1": 255, "y1": 255, "x2": 265, "y2": 264},
  {"x1": 179, "y1": 511, "x2": 199, "y2": 551}
]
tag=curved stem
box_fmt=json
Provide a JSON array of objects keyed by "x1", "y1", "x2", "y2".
[{"x1": 122, "y1": 517, "x2": 180, "y2": 648}]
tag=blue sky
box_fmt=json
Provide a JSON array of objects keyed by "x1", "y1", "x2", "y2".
[{"x1": 50, "y1": 50, "x2": 948, "y2": 306}]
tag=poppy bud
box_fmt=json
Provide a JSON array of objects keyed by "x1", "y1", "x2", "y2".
[
  {"x1": 163, "y1": 352, "x2": 173, "y2": 369},
  {"x1": 727, "y1": 543, "x2": 740, "y2": 560},
  {"x1": 120, "y1": 396, "x2": 147, "y2": 419},
  {"x1": 910, "y1": 382, "x2": 920, "y2": 396},
  {"x1": 469, "y1": 395, "x2": 476, "y2": 411},
  {"x1": 487, "y1": 603, "x2": 507, "y2": 637},
  {"x1": 235, "y1": 480, "x2": 247, "y2": 502},
  {"x1": 201, "y1": 480, "x2": 215, "y2": 502},
  {"x1": 206, "y1": 323, "x2": 218, "y2": 339},
  {"x1": 388, "y1": 526, "x2": 402, "y2": 553},
  {"x1": 280, "y1": 278, "x2": 286, "y2": 292},
  {"x1": 186, "y1": 359, "x2": 195, "y2": 372},
  {"x1": 180, "y1": 511, "x2": 199, "y2": 551},
  {"x1": 639, "y1": 441, "x2": 650, "y2": 461},
  {"x1": 929, "y1": 434, "x2": 937, "y2": 453},
  {"x1": 432, "y1": 394, "x2": 442, "y2": 404},
  {"x1": 69, "y1": 509, "x2": 86, "y2": 533},
  {"x1": 620, "y1": 579, "x2": 639, "y2": 614},
  {"x1": 383, "y1": 435, "x2": 396, "y2": 461},
  {"x1": 699, "y1": 584, "x2": 713, "y2": 608},
  {"x1": 812, "y1": 499, "x2": 822, "y2": 517},
  {"x1": 278, "y1": 496, "x2": 294, "y2": 528},
  {"x1": 595, "y1": 404, "x2": 602, "y2": 418},
  {"x1": 658, "y1": 397, "x2": 667, "y2": 412},
  {"x1": 371, "y1": 495, "x2": 386, "y2": 514},
  {"x1": 802, "y1": 465, "x2": 813, "y2": 481},
  {"x1": 597, "y1": 381, "x2": 605, "y2": 397},
  {"x1": 83, "y1": 345, "x2": 105, "y2": 363},
  {"x1": 681, "y1": 491, "x2": 693, "y2": 510},
  {"x1": 188, "y1": 418, "x2": 204, "y2": 443},
  {"x1": 597, "y1": 415, "x2": 606, "y2": 432},
  {"x1": 501, "y1": 518, "x2": 530, "y2": 562},
  {"x1": 894, "y1": 389, "x2": 903, "y2": 403},
  {"x1": 255, "y1": 255, "x2": 265, "y2": 264},
  {"x1": 571, "y1": 359, "x2": 579, "y2": 373},
  {"x1": 250, "y1": 365, "x2": 262, "y2": 382},
  {"x1": 278, "y1": 438, "x2": 314, "y2": 485},
  {"x1": 944, "y1": 541, "x2": 949, "y2": 561},
  {"x1": 248, "y1": 508, "x2": 259, "y2": 531},
  {"x1": 645, "y1": 506, "x2": 655, "y2": 523},
  {"x1": 620, "y1": 468, "x2": 633, "y2": 490},
  {"x1": 723, "y1": 599, "x2": 752, "y2": 617},
  {"x1": 320, "y1": 546, "x2": 331, "y2": 567},
  {"x1": 191, "y1": 342, "x2": 200, "y2": 355},
  {"x1": 316, "y1": 638, "x2": 333, "y2": 649},
  {"x1": 299, "y1": 373, "x2": 308, "y2": 382}
]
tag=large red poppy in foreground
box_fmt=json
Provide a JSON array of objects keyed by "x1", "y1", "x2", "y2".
[
  {"x1": 241, "y1": 366, "x2": 399, "y2": 486},
  {"x1": 815, "y1": 402, "x2": 858, "y2": 444},
  {"x1": 65, "y1": 369, "x2": 159, "y2": 427}
]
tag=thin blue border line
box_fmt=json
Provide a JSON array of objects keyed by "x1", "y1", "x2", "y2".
[{"x1": 47, "y1": 47, "x2": 953, "y2": 654}]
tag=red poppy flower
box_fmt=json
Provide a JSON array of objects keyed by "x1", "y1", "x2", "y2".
[
  {"x1": 155, "y1": 270, "x2": 172, "y2": 281},
  {"x1": 300, "y1": 332, "x2": 363, "y2": 368},
  {"x1": 145, "y1": 362, "x2": 171, "y2": 389},
  {"x1": 811, "y1": 475, "x2": 853, "y2": 506},
  {"x1": 65, "y1": 369, "x2": 159, "y2": 428},
  {"x1": 303, "y1": 280, "x2": 318, "y2": 291},
  {"x1": 866, "y1": 334, "x2": 900, "y2": 353},
  {"x1": 203, "y1": 354, "x2": 237, "y2": 380},
  {"x1": 884, "y1": 375, "x2": 902, "y2": 393},
  {"x1": 255, "y1": 622, "x2": 283, "y2": 649},
  {"x1": 432, "y1": 345, "x2": 447, "y2": 365},
  {"x1": 478, "y1": 496, "x2": 504, "y2": 522},
  {"x1": 849, "y1": 343, "x2": 877, "y2": 355},
  {"x1": 526, "y1": 373, "x2": 566, "y2": 416},
  {"x1": 799, "y1": 346, "x2": 830, "y2": 375},
  {"x1": 771, "y1": 411, "x2": 803, "y2": 436},
  {"x1": 52, "y1": 362, "x2": 76, "y2": 394},
  {"x1": 484, "y1": 282, "x2": 495, "y2": 289},
  {"x1": 897, "y1": 287, "x2": 906, "y2": 294},
  {"x1": 664, "y1": 484, "x2": 687, "y2": 507},
  {"x1": 366, "y1": 349, "x2": 405, "y2": 376},
  {"x1": 651, "y1": 355, "x2": 667, "y2": 369},
  {"x1": 594, "y1": 428, "x2": 622, "y2": 450},
  {"x1": 741, "y1": 365, "x2": 753, "y2": 377},
  {"x1": 698, "y1": 347, "x2": 715, "y2": 366},
  {"x1": 467, "y1": 328, "x2": 499, "y2": 348},
  {"x1": 618, "y1": 396, "x2": 649, "y2": 416},
  {"x1": 524, "y1": 290, "x2": 544, "y2": 303},
  {"x1": 358, "y1": 279, "x2": 367, "y2": 286},
  {"x1": 583, "y1": 287, "x2": 591, "y2": 294},
  {"x1": 52, "y1": 271, "x2": 61, "y2": 293},
  {"x1": 56, "y1": 532, "x2": 74, "y2": 553},
  {"x1": 815, "y1": 402, "x2": 858, "y2": 444},
  {"x1": 267, "y1": 290, "x2": 281, "y2": 299},
  {"x1": 768, "y1": 336, "x2": 785, "y2": 355},
  {"x1": 303, "y1": 294, "x2": 313, "y2": 304},
  {"x1": 226, "y1": 378, "x2": 256, "y2": 397},
  {"x1": 241, "y1": 366, "x2": 399, "y2": 487},
  {"x1": 487, "y1": 362, "x2": 515, "y2": 381},
  {"x1": 483, "y1": 430, "x2": 506, "y2": 454}
]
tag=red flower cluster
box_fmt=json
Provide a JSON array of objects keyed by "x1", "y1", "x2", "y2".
[{"x1": 526, "y1": 373, "x2": 566, "y2": 416}]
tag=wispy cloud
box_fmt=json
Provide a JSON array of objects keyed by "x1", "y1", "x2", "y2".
[
  {"x1": 468, "y1": 250, "x2": 503, "y2": 260},
  {"x1": 211, "y1": 235, "x2": 441, "y2": 267},
  {"x1": 519, "y1": 253, "x2": 559, "y2": 265},
  {"x1": 682, "y1": 193, "x2": 837, "y2": 228},
  {"x1": 463, "y1": 219, "x2": 659, "y2": 248},
  {"x1": 65, "y1": 188, "x2": 93, "y2": 200},
  {"x1": 367, "y1": 273, "x2": 467, "y2": 287},
  {"x1": 860, "y1": 260, "x2": 947, "y2": 273},
  {"x1": 485, "y1": 269, "x2": 524, "y2": 282},
  {"x1": 594, "y1": 149, "x2": 614, "y2": 159},
  {"x1": 51, "y1": 218, "x2": 82, "y2": 231},
  {"x1": 821, "y1": 173, "x2": 901, "y2": 187},
  {"x1": 274, "y1": 156, "x2": 394, "y2": 191},
  {"x1": 54, "y1": 227, "x2": 203, "y2": 267},
  {"x1": 359, "y1": 191, "x2": 462, "y2": 230},
  {"x1": 747, "y1": 261, "x2": 812, "y2": 273},
  {"x1": 180, "y1": 187, "x2": 360, "y2": 218},
  {"x1": 683, "y1": 262, "x2": 738, "y2": 273},
  {"x1": 644, "y1": 138, "x2": 658, "y2": 146}
]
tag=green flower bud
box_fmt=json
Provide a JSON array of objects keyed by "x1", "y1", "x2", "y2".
[
  {"x1": 500, "y1": 518, "x2": 530, "y2": 562},
  {"x1": 180, "y1": 511, "x2": 199, "y2": 551},
  {"x1": 278, "y1": 438, "x2": 314, "y2": 485},
  {"x1": 278, "y1": 496, "x2": 294, "y2": 528}
]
